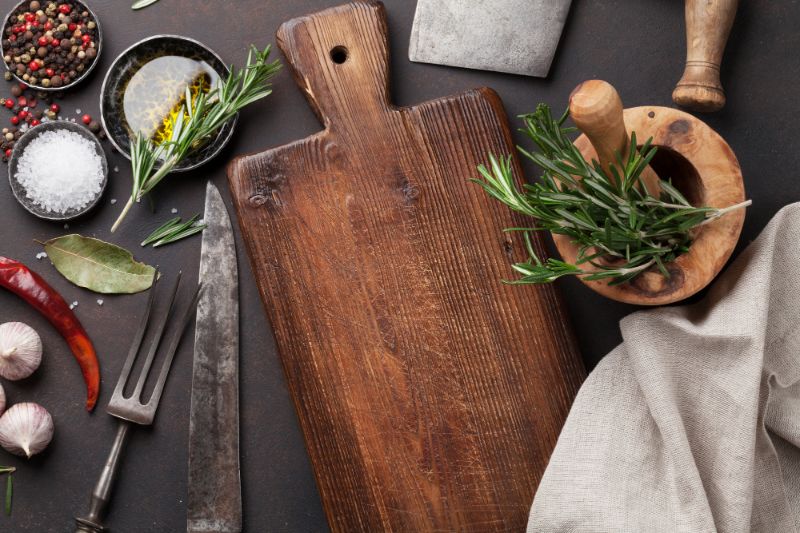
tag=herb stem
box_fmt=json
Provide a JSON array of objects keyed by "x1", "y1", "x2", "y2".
[
  {"x1": 697, "y1": 199, "x2": 753, "y2": 227},
  {"x1": 110, "y1": 197, "x2": 135, "y2": 233}
]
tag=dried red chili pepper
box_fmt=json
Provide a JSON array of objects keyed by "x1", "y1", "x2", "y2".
[{"x1": 0, "y1": 256, "x2": 99, "y2": 411}]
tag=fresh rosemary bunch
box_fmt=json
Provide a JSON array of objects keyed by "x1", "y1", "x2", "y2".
[
  {"x1": 111, "y1": 45, "x2": 282, "y2": 232},
  {"x1": 474, "y1": 104, "x2": 750, "y2": 285}
]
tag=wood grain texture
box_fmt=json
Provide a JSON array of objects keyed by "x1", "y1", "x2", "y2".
[
  {"x1": 563, "y1": 105, "x2": 746, "y2": 305},
  {"x1": 569, "y1": 80, "x2": 661, "y2": 194},
  {"x1": 673, "y1": 0, "x2": 739, "y2": 112},
  {"x1": 227, "y1": 1, "x2": 585, "y2": 531}
]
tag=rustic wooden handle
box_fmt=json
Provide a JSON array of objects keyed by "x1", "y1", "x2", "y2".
[
  {"x1": 569, "y1": 80, "x2": 661, "y2": 193},
  {"x1": 276, "y1": 1, "x2": 390, "y2": 127},
  {"x1": 672, "y1": 0, "x2": 738, "y2": 112},
  {"x1": 569, "y1": 80, "x2": 628, "y2": 175}
]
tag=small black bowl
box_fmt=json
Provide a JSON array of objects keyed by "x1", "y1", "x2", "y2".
[
  {"x1": 1, "y1": 0, "x2": 103, "y2": 91},
  {"x1": 9, "y1": 121, "x2": 108, "y2": 221},
  {"x1": 99, "y1": 34, "x2": 236, "y2": 172}
]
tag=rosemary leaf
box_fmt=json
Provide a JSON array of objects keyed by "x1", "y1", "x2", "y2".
[
  {"x1": 2, "y1": 468, "x2": 14, "y2": 516},
  {"x1": 131, "y1": 0, "x2": 159, "y2": 9},
  {"x1": 142, "y1": 215, "x2": 205, "y2": 248},
  {"x1": 141, "y1": 216, "x2": 181, "y2": 247}
]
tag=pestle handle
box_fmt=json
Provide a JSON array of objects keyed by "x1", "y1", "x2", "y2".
[
  {"x1": 569, "y1": 80, "x2": 661, "y2": 194},
  {"x1": 569, "y1": 80, "x2": 629, "y2": 176},
  {"x1": 672, "y1": 0, "x2": 738, "y2": 112}
]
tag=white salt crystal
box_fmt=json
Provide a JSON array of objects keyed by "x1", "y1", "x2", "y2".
[
  {"x1": 96, "y1": 299, "x2": 104, "y2": 306},
  {"x1": 35, "y1": 252, "x2": 47, "y2": 260},
  {"x1": 75, "y1": 108, "x2": 81, "y2": 114},
  {"x1": 15, "y1": 130, "x2": 104, "y2": 214},
  {"x1": 171, "y1": 208, "x2": 178, "y2": 214},
  {"x1": 113, "y1": 165, "x2": 119, "y2": 173},
  {"x1": 110, "y1": 198, "x2": 117, "y2": 205},
  {"x1": 69, "y1": 304, "x2": 74, "y2": 310},
  {"x1": 72, "y1": 301, "x2": 78, "y2": 307}
]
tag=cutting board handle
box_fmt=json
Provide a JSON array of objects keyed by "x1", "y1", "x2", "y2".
[{"x1": 277, "y1": 1, "x2": 391, "y2": 128}]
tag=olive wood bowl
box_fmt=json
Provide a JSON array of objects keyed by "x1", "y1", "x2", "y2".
[{"x1": 558, "y1": 80, "x2": 746, "y2": 305}]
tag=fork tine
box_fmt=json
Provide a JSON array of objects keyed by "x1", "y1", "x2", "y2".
[
  {"x1": 111, "y1": 269, "x2": 159, "y2": 401},
  {"x1": 146, "y1": 282, "x2": 203, "y2": 410},
  {"x1": 131, "y1": 271, "x2": 183, "y2": 400}
]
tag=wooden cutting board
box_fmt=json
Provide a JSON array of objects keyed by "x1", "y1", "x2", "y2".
[{"x1": 227, "y1": 1, "x2": 585, "y2": 530}]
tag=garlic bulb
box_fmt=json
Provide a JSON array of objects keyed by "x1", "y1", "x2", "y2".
[
  {"x1": 0, "y1": 322, "x2": 42, "y2": 380},
  {"x1": 0, "y1": 403, "x2": 54, "y2": 458}
]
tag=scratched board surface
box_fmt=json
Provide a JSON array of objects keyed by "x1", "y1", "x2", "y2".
[{"x1": 228, "y1": 2, "x2": 585, "y2": 531}]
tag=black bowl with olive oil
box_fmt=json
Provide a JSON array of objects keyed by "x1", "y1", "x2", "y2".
[{"x1": 99, "y1": 35, "x2": 237, "y2": 172}]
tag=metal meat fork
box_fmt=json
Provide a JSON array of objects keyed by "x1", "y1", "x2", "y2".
[{"x1": 75, "y1": 271, "x2": 202, "y2": 533}]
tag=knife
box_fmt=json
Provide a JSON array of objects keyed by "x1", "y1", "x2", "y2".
[
  {"x1": 409, "y1": 0, "x2": 572, "y2": 77},
  {"x1": 187, "y1": 181, "x2": 241, "y2": 533}
]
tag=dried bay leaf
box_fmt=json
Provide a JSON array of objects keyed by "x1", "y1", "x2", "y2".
[{"x1": 43, "y1": 235, "x2": 155, "y2": 294}]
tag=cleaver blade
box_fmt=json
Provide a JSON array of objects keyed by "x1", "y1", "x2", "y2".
[
  {"x1": 187, "y1": 181, "x2": 241, "y2": 533},
  {"x1": 409, "y1": 0, "x2": 572, "y2": 78}
]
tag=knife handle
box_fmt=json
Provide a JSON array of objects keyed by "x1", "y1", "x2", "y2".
[
  {"x1": 673, "y1": 0, "x2": 738, "y2": 112},
  {"x1": 75, "y1": 420, "x2": 132, "y2": 533},
  {"x1": 568, "y1": 80, "x2": 661, "y2": 193}
]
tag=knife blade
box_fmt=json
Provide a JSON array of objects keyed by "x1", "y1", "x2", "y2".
[
  {"x1": 409, "y1": 0, "x2": 572, "y2": 77},
  {"x1": 187, "y1": 181, "x2": 241, "y2": 533}
]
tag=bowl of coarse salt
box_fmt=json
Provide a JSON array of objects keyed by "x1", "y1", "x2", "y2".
[{"x1": 8, "y1": 121, "x2": 107, "y2": 221}]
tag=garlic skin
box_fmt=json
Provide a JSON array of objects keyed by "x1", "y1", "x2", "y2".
[
  {"x1": 0, "y1": 322, "x2": 43, "y2": 380},
  {"x1": 0, "y1": 403, "x2": 54, "y2": 458},
  {"x1": 0, "y1": 384, "x2": 5, "y2": 415}
]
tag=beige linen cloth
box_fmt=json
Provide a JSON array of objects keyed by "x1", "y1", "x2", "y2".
[{"x1": 528, "y1": 203, "x2": 800, "y2": 533}]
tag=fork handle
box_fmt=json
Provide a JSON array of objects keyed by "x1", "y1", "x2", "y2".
[{"x1": 75, "y1": 420, "x2": 132, "y2": 532}]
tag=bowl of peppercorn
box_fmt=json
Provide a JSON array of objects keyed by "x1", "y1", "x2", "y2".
[{"x1": 1, "y1": 0, "x2": 101, "y2": 91}]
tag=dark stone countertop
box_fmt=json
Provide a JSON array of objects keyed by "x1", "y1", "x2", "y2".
[{"x1": 0, "y1": 0, "x2": 794, "y2": 531}]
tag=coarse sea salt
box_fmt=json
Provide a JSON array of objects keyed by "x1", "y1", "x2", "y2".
[{"x1": 15, "y1": 130, "x2": 104, "y2": 215}]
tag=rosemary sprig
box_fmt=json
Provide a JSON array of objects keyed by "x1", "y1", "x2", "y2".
[
  {"x1": 111, "y1": 45, "x2": 281, "y2": 232},
  {"x1": 474, "y1": 104, "x2": 751, "y2": 285},
  {"x1": 0, "y1": 467, "x2": 14, "y2": 516},
  {"x1": 141, "y1": 215, "x2": 206, "y2": 248}
]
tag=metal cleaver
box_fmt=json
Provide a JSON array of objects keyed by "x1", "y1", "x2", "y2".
[{"x1": 409, "y1": 0, "x2": 572, "y2": 77}]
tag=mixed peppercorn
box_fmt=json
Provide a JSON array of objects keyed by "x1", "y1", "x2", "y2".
[
  {"x1": 2, "y1": 1, "x2": 99, "y2": 89},
  {"x1": 0, "y1": 81, "x2": 101, "y2": 162}
]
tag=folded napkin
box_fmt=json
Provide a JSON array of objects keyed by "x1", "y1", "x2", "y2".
[{"x1": 529, "y1": 203, "x2": 800, "y2": 533}]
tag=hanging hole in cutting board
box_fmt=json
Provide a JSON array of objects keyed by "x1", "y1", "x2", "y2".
[{"x1": 330, "y1": 46, "x2": 349, "y2": 64}]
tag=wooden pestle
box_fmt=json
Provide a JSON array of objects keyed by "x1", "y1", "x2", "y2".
[
  {"x1": 568, "y1": 80, "x2": 661, "y2": 195},
  {"x1": 672, "y1": 0, "x2": 738, "y2": 112}
]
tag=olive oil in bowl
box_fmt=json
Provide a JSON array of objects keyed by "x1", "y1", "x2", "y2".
[
  {"x1": 122, "y1": 55, "x2": 221, "y2": 144},
  {"x1": 100, "y1": 35, "x2": 235, "y2": 172}
]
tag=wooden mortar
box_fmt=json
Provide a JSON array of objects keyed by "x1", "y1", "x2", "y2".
[{"x1": 555, "y1": 80, "x2": 746, "y2": 306}]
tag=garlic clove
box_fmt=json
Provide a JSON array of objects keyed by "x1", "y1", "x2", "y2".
[
  {"x1": 0, "y1": 403, "x2": 54, "y2": 458},
  {"x1": 0, "y1": 322, "x2": 43, "y2": 380}
]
